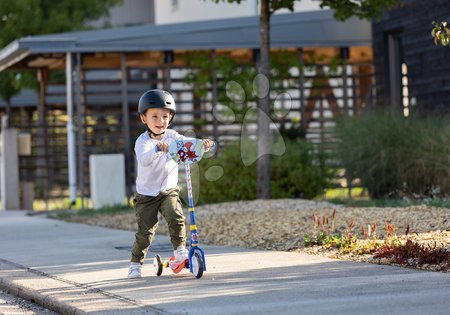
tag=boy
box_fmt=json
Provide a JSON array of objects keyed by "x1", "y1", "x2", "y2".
[{"x1": 128, "y1": 89, "x2": 213, "y2": 278}]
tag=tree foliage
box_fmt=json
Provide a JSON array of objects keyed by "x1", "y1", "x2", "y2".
[
  {"x1": 210, "y1": 0, "x2": 399, "y2": 199},
  {"x1": 184, "y1": 50, "x2": 300, "y2": 123},
  {"x1": 210, "y1": 0, "x2": 398, "y2": 20},
  {"x1": 432, "y1": 21, "x2": 450, "y2": 46},
  {"x1": 320, "y1": 0, "x2": 399, "y2": 21},
  {"x1": 0, "y1": 72, "x2": 20, "y2": 102},
  {"x1": 0, "y1": 0, "x2": 123, "y2": 102},
  {"x1": 0, "y1": 0, "x2": 122, "y2": 47}
]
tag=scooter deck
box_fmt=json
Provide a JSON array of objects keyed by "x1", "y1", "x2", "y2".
[{"x1": 163, "y1": 256, "x2": 189, "y2": 274}]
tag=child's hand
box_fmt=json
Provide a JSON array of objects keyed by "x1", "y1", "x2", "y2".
[
  {"x1": 202, "y1": 139, "x2": 215, "y2": 152},
  {"x1": 156, "y1": 142, "x2": 169, "y2": 153}
]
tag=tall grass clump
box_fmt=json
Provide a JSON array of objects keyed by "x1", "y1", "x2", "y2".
[
  {"x1": 335, "y1": 110, "x2": 450, "y2": 198},
  {"x1": 197, "y1": 139, "x2": 333, "y2": 204}
]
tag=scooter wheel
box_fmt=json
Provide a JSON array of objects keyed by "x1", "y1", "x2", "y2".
[
  {"x1": 191, "y1": 252, "x2": 204, "y2": 279},
  {"x1": 154, "y1": 254, "x2": 163, "y2": 276}
]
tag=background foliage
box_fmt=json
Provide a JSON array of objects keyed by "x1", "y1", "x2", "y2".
[
  {"x1": 0, "y1": 0, "x2": 122, "y2": 47},
  {"x1": 195, "y1": 139, "x2": 334, "y2": 204},
  {"x1": 335, "y1": 110, "x2": 450, "y2": 198},
  {"x1": 0, "y1": 0, "x2": 123, "y2": 101}
]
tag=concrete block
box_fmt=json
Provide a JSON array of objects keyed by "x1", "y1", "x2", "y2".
[
  {"x1": 20, "y1": 182, "x2": 34, "y2": 210},
  {"x1": 1, "y1": 128, "x2": 20, "y2": 210},
  {"x1": 89, "y1": 154, "x2": 126, "y2": 209}
]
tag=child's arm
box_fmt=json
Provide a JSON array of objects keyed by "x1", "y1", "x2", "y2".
[{"x1": 135, "y1": 137, "x2": 166, "y2": 166}]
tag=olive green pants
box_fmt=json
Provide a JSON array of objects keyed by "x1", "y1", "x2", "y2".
[{"x1": 130, "y1": 187, "x2": 186, "y2": 264}]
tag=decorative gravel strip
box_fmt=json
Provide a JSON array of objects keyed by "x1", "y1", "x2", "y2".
[{"x1": 62, "y1": 199, "x2": 450, "y2": 271}]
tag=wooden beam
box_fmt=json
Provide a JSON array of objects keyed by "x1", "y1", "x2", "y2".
[
  {"x1": 12, "y1": 46, "x2": 374, "y2": 72},
  {"x1": 350, "y1": 46, "x2": 373, "y2": 62},
  {"x1": 26, "y1": 54, "x2": 66, "y2": 69},
  {"x1": 81, "y1": 53, "x2": 121, "y2": 68},
  {"x1": 124, "y1": 51, "x2": 164, "y2": 67}
]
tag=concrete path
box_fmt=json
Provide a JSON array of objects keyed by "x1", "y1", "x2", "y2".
[{"x1": 0, "y1": 211, "x2": 449, "y2": 315}]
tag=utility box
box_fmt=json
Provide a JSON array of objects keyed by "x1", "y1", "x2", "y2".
[
  {"x1": 89, "y1": 154, "x2": 126, "y2": 209},
  {"x1": 18, "y1": 133, "x2": 32, "y2": 156}
]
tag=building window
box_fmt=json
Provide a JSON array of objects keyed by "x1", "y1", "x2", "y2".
[
  {"x1": 385, "y1": 31, "x2": 404, "y2": 110},
  {"x1": 401, "y1": 63, "x2": 409, "y2": 117}
]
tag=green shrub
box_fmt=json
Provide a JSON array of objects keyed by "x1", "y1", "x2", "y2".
[
  {"x1": 197, "y1": 143, "x2": 257, "y2": 203},
  {"x1": 335, "y1": 110, "x2": 450, "y2": 198},
  {"x1": 196, "y1": 139, "x2": 333, "y2": 204},
  {"x1": 270, "y1": 140, "x2": 333, "y2": 199}
]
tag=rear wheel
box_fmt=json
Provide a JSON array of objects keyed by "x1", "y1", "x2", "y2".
[
  {"x1": 154, "y1": 255, "x2": 163, "y2": 276},
  {"x1": 191, "y1": 252, "x2": 204, "y2": 279}
]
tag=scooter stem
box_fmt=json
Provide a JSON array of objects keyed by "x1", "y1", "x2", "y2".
[{"x1": 185, "y1": 164, "x2": 199, "y2": 248}]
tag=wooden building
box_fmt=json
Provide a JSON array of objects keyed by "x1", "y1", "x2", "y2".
[{"x1": 0, "y1": 10, "x2": 374, "y2": 208}]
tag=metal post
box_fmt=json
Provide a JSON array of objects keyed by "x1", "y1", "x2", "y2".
[
  {"x1": 37, "y1": 68, "x2": 49, "y2": 210},
  {"x1": 298, "y1": 48, "x2": 306, "y2": 137},
  {"x1": 75, "y1": 53, "x2": 85, "y2": 209},
  {"x1": 211, "y1": 50, "x2": 218, "y2": 141},
  {"x1": 121, "y1": 53, "x2": 132, "y2": 201},
  {"x1": 185, "y1": 164, "x2": 198, "y2": 246},
  {"x1": 66, "y1": 53, "x2": 77, "y2": 206}
]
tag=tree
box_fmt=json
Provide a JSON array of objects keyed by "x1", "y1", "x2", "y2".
[
  {"x1": 0, "y1": 0, "x2": 123, "y2": 113},
  {"x1": 211, "y1": 0, "x2": 399, "y2": 199},
  {"x1": 0, "y1": 72, "x2": 21, "y2": 127}
]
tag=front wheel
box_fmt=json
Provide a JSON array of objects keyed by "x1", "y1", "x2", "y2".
[
  {"x1": 191, "y1": 252, "x2": 204, "y2": 279},
  {"x1": 154, "y1": 254, "x2": 163, "y2": 276}
]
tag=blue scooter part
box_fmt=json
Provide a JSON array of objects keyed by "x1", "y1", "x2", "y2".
[{"x1": 188, "y1": 247, "x2": 206, "y2": 279}]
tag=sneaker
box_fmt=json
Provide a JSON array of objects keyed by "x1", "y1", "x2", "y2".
[
  {"x1": 128, "y1": 262, "x2": 142, "y2": 279},
  {"x1": 174, "y1": 246, "x2": 189, "y2": 263}
]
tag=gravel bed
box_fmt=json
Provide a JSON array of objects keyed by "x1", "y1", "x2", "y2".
[
  {"x1": 0, "y1": 289, "x2": 58, "y2": 315},
  {"x1": 62, "y1": 199, "x2": 450, "y2": 271}
]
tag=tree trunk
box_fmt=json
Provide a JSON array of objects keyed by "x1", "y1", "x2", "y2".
[
  {"x1": 257, "y1": 0, "x2": 271, "y2": 199},
  {"x1": 5, "y1": 100, "x2": 11, "y2": 128}
]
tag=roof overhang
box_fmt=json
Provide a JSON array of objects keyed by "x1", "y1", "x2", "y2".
[{"x1": 0, "y1": 9, "x2": 372, "y2": 71}]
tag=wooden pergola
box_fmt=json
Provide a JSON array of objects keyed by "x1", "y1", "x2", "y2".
[{"x1": 0, "y1": 10, "x2": 373, "y2": 207}]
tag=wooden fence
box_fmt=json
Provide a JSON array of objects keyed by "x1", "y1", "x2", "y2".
[{"x1": 7, "y1": 60, "x2": 374, "y2": 208}]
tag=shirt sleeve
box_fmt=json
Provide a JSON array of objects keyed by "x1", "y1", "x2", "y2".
[
  {"x1": 135, "y1": 135, "x2": 163, "y2": 167},
  {"x1": 167, "y1": 129, "x2": 188, "y2": 142}
]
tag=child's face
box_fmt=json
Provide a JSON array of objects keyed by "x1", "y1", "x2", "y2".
[{"x1": 140, "y1": 108, "x2": 172, "y2": 135}]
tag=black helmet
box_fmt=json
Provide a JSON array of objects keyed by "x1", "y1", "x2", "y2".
[{"x1": 138, "y1": 89, "x2": 176, "y2": 122}]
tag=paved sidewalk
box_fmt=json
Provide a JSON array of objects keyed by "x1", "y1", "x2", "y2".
[{"x1": 0, "y1": 211, "x2": 449, "y2": 315}]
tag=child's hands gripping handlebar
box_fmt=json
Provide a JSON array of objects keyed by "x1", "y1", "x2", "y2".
[
  {"x1": 155, "y1": 138, "x2": 216, "y2": 155},
  {"x1": 155, "y1": 142, "x2": 169, "y2": 153},
  {"x1": 202, "y1": 139, "x2": 215, "y2": 152}
]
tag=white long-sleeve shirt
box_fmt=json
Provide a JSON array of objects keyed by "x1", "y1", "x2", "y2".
[{"x1": 134, "y1": 129, "x2": 183, "y2": 196}]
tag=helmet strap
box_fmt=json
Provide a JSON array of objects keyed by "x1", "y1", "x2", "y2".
[{"x1": 147, "y1": 128, "x2": 165, "y2": 138}]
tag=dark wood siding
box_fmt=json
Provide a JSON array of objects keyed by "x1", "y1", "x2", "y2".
[{"x1": 372, "y1": 0, "x2": 450, "y2": 112}]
